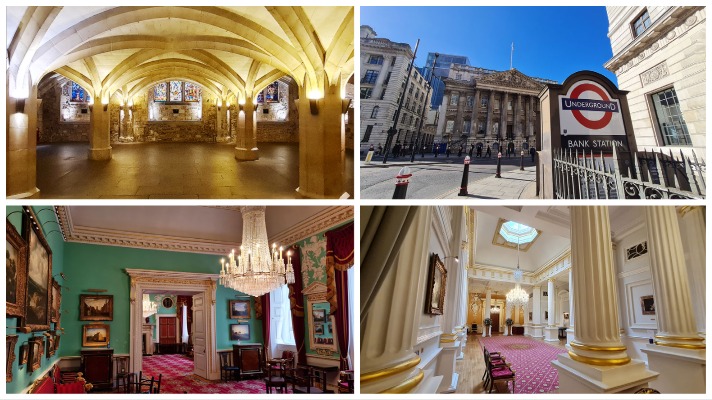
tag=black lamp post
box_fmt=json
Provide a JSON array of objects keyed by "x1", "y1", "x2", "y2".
[{"x1": 383, "y1": 39, "x2": 420, "y2": 164}]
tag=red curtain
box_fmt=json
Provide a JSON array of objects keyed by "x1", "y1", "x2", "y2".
[
  {"x1": 326, "y1": 222, "x2": 354, "y2": 370},
  {"x1": 287, "y1": 245, "x2": 307, "y2": 365},
  {"x1": 260, "y1": 294, "x2": 270, "y2": 358}
]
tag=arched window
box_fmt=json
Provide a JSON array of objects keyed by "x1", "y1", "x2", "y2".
[{"x1": 370, "y1": 106, "x2": 380, "y2": 119}]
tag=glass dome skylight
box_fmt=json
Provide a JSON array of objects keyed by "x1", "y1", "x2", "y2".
[{"x1": 499, "y1": 221, "x2": 539, "y2": 244}]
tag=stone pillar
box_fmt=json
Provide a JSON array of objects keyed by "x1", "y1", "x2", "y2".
[
  {"x1": 567, "y1": 268, "x2": 575, "y2": 345},
  {"x1": 640, "y1": 206, "x2": 705, "y2": 394},
  {"x1": 531, "y1": 286, "x2": 543, "y2": 338},
  {"x1": 454, "y1": 91, "x2": 465, "y2": 139},
  {"x1": 512, "y1": 94, "x2": 521, "y2": 138},
  {"x1": 677, "y1": 206, "x2": 706, "y2": 335},
  {"x1": 88, "y1": 98, "x2": 112, "y2": 160},
  {"x1": 296, "y1": 78, "x2": 345, "y2": 198},
  {"x1": 235, "y1": 96, "x2": 259, "y2": 160},
  {"x1": 471, "y1": 89, "x2": 481, "y2": 135},
  {"x1": 552, "y1": 206, "x2": 657, "y2": 394},
  {"x1": 362, "y1": 207, "x2": 439, "y2": 394},
  {"x1": 7, "y1": 82, "x2": 40, "y2": 198},
  {"x1": 217, "y1": 99, "x2": 228, "y2": 140},
  {"x1": 544, "y1": 279, "x2": 558, "y2": 341},
  {"x1": 483, "y1": 289, "x2": 491, "y2": 337},
  {"x1": 498, "y1": 92, "x2": 509, "y2": 140},
  {"x1": 484, "y1": 91, "x2": 494, "y2": 140}
]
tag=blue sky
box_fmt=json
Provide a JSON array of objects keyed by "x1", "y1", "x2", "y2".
[{"x1": 361, "y1": 6, "x2": 618, "y2": 85}]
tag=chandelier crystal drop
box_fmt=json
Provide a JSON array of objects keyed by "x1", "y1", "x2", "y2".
[
  {"x1": 506, "y1": 236, "x2": 529, "y2": 308},
  {"x1": 142, "y1": 294, "x2": 158, "y2": 319},
  {"x1": 219, "y1": 206, "x2": 295, "y2": 297}
]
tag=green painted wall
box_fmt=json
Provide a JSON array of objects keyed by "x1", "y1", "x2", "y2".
[
  {"x1": 60, "y1": 242, "x2": 263, "y2": 358},
  {"x1": 6, "y1": 206, "x2": 65, "y2": 394}
]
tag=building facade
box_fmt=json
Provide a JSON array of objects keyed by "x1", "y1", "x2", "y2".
[
  {"x1": 436, "y1": 65, "x2": 556, "y2": 154},
  {"x1": 604, "y1": 6, "x2": 706, "y2": 158},
  {"x1": 359, "y1": 26, "x2": 432, "y2": 151},
  {"x1": 420, "y1": 52, "x2": 470, "y2": 109}
]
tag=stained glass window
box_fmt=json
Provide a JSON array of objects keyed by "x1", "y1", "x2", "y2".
[
  {"x1": 154, "y1": 82, "x2": 167, "y2": 102},
  {"x1": 71, "y1": 82, "x2": 86, "y2": 102},
  {"x1": 184, "y1": 82, "x2": 200, "y2": 102},
  {"x1": 169, "y1": 81, "x2": 182, "y2": 102},
  {"x1": 257, "y1": 82, "x2": 279, "y2": 103}
]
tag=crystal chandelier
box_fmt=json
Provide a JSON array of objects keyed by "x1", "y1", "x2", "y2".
[
  {"x1": 506, "y1": 237, "x2": 529, "y2": 308},
  {"x1": 142, "y1": 294, "x2": 158, "y2": 319},
  {"x1": 219, "y1": 206, "x2": 295, "y2": 297}
]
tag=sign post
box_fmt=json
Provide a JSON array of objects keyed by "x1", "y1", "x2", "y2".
[{"x1": 538, "y1": 71, "x2": 637, "y2": 198}]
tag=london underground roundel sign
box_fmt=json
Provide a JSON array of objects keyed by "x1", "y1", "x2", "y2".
[{"x1": 558, "y1": 80, "x2": 626, "y2": 149}]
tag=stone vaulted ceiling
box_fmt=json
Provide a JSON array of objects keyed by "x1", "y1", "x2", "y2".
[{"x1": 7, "y1": 6, "x2": 354, "y2": 101}]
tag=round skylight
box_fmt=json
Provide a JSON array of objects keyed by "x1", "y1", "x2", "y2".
[{"x1": 500, "y1": 221, "x2": 539, "y2": 244}]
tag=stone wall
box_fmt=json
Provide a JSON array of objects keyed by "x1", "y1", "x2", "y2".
[
  {"x1": 253, "y1": 80, "x2": 299, "y2": 143},
  {"x1": 39, "y1": 85, "x2": 90, "y2": 143}
]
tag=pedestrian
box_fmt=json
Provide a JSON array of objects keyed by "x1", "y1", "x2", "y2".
[
  {"x1": 530, "y1": 146, "x2": 536, "y2": 162},
  {"x1": 486, "y1": 145, "x2": 491, "y2": 158},
  {"x1": 393, "y1": 142, "x2": 401, "y2": 158},
  {"x1": 421, "y1": 145, "x2": 426, "y2": 158},
  {"x1": 377, "y1": 143, "x2": 383, "y2": 155},
  {"x1": 368, "y1": 143, "x2": 374, "y2": 152},
  {"x1": 446, "y1": 146, "x2": 451, "y2": 157},
  {"x1": 457, "y1": 145, "x2": 463, "y2": 157},
  {"x1": 477, "y1": 144, "x2": 482, "y2": 158},
  {"x1": 434, "y1": 144, "x2": 439, "y2": 158},
  {"x1": 469, "y1": 144, "x2": 475, "y2": 158}
]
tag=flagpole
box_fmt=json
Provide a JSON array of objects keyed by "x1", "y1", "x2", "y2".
[{"x1": 510, "y1": 42, "x2": 514, "y2": 70}]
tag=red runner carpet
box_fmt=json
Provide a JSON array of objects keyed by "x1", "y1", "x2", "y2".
[
  {"x1": 480, "y1": 335, "x2": 567, "y2": 394},
  {"x1": 142, "y1": 354, "x2": 284, "y2": 394}
]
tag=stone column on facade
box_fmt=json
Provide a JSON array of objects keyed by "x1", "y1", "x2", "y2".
[
  {"x1": 483, "y1": 289, "x2": 492, "y2": 337},
  {"x1": 454, "y1": 91, "x2": 465, "y2": 140},
  {"x1": 88, "y1": 92, "x2": 112, "y2": 160},
  {"x1": 361, "y1": 207, "x2": 438, "y2": 394},
  {"x1": 438, "y1": 91, "x2": 450, "y2": 141},
  {"x1": 530, "y1": 285, "x2": 542, "y2": 338},
  {"x1": 640, "y1": 206, "x2": 705, "y2": 394},
  {"x1": 484, "y1": 91, "x2": 494, "y2": 142},
  {"x1": 566, "y1": 267, "x2": 575, "y2": 345},
  {"x1": 235, "y1": 96, "x2": 259, "y2": 161},
  {"x1": 544, "y1": 278, "x2": 558, "y2": 341},
  {"x1": 498, "y1": 92, "x2": 509, "y2": 142},
  {"x1": 512, "y1": 94, "x2": 521, "y2": 139},
  {"x1": 552, "y1": 206, "x2": 657, "y2": 394},
  {"x1": 677, "y1": 206, "x2": 706, "y2": 335},
  {"x1": 471, "y1": 89, "x2": 481, "y2": 137}
]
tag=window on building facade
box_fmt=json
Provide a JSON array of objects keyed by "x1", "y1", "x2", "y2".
[
  {"x1": 651, "y1": 87, "x2": 692, "y2": 146},
  {"x1": 494, "y1": 99, "x2": 500, "y2": 109},
  {"x1": 463, "y1": 120, "x2": 471, "y2": 133},
  {"x1": 632, "y1": 9, "x2": 652, "y2": 38},
  {"x1": 446, "y1": 120, "x2": 454, "y2": 133},
  {"x1": 508, "y1": 100, "x2": 513, "y2": 111},
  {"x1": 409, "y1": 115, "x2": 414, "y2": 125},
  {"x1": 467, "y1": 96, "x2": 474, "y2": 107},
  {"x1": 370, "y1": 106, "x2": 380, "y2": 119},
  {"x1": 367, "y1": 55, "x2": 384, "y2": 65},
  {"x1": 481, "y1": 97, "x2": 488, "y2": 107},
  {"x1": 362, "y1": 70, "x2": 378, "y2": 84},
  {"x1": 362, "y1": 125, "x2": 373, "y2": 142},
  {"x1": 455, "y1": 73, "x2": 462, "y2": 80},
  {"x1": 450, "y1": 93, "x2": 459, "y2": 106},
  {"x1": 401, "y1": 114, "x2": 407, "y2": 123},
  {"x1": 405, "y1": 99, "x2": 410, "y2": 109},
  {"x1": 409, "y1": 83, "x2": 414, "y2": 94},
  {"x1": 360, "y1": 88, "x2": 373, "y2": 99},
  {"x1": 384, "y1": 72, "x2": 392, "y2": 85},
  {"x1": 478, "y1": 122, "x2": 486, "y2": 134}
]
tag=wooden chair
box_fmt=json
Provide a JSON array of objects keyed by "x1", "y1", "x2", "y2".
[
  {"x1": 338, "y1": 370, "x2": 354, "y2": 394},
  {"x1": 481, "y1": 347, "x2": 506, "y2": 384},
  {"x1": 264, "y1": 360, "x2": 288, "y2": 394},
  {"x1": 483, "y1": 350, "x2": 515, "y2": 393},
  {"x1": 132, "y1": 371, "x2": 162, "y2": 394},
  {"x1": 234, "y1": 344, "x2": 264, "y2": 380},
  {"x1": 289, "y1": 364, "x2": 324, "y2": 394},
  {"x1": 219, "y1": 351, "x2": 241, "y2": 381}
]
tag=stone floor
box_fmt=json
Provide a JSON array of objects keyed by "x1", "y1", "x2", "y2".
[{"x1": 35, "y1": 142, "x2": 354, "y2": 199}]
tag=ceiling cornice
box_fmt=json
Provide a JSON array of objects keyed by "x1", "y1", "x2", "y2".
[{"x1": 55, "y1": 206, "x2": 353, "y2": 255}]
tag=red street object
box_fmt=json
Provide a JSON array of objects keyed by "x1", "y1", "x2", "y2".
[{"x1": 393, "y1": 167, "x2": 412, "y2": 199}]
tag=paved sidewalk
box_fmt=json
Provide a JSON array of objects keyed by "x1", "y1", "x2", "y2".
[{"x1": 439, "y1": 166, "x2": 538, "y2": 199}]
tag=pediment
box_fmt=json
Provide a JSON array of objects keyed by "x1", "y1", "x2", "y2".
[{"x1": 478, "y1": 69, "x2": 545, "y2": 91}]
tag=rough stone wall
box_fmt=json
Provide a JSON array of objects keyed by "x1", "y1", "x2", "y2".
[
  {"x1": 255, "y1": 80, "x2": 299, "y2": 143},
  {"x1": 109, "y1": 92, "x2": 121, "y2": 143},
  {"x1": 39, "y1": 85, "x2": 90, "y2": 143}
]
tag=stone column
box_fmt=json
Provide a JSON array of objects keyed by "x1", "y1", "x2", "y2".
[
  {"x1": 552, "y1": 206, "x2": 657, "y2": 394},
  {"x1": 216, "y1": 99, "x2": 228, "y2": 140},
  {"x1": 471, "y1": 89, "x2": 480, "y2": 135},
  {"x1": 484, "y1": 91, "x2": 494, "y2": 140},
  {"x1": 544, "y1": 279, "x2": 558, "y2": 341},
  {"x1": 361, "y1": 207, "x2": 435, "y2": 394},
  {"x1": 512, "y1": 93, "x2": 521, "y2": 138},
  {"x1": 7, "y1": 83, "x2": 41, "y2": 198},
  {"x1": 531, "y1": 286, "x2": 542, "y2": 337},
  {"x1": 498, "y1": 92, "x2": 509, "y2": 141},
  {"x1": 121, "y1": 102, "x2": 133, "y2": 141},
  {"x1": 454, "y1": 91, "x2": 465, "y2": 138},
  {"x1": 566, "y1": 268, "x2": 575, "y2": 345},
  {"x1": 235, "y1": 96, "x2": 259, "y2": 161},
  {"x1": 483, "y1": 289, "x2": 491, "y2": 337},
  {"x1": 88, "y1": 94, "x2": 112, "y2": 160},
  {"x1": 677, "y1": 206, "x2": 706, "y2": 335}
]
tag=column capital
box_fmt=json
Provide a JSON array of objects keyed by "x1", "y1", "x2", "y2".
[{"x1": 677, "y1": 205, "x2": 702, "y2": 218}]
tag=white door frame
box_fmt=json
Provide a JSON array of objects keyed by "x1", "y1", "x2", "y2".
[{"x1": 126, "y1": 268, "x2": 219, "y2": 380}]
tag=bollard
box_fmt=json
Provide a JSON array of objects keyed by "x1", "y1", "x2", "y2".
[
  {"x1": 458, "y1": 156, "x2": 471, "y2": 196},
  {"x1": 392, "y1": 166, "x2": 412, "y2": 199},
  {"x1": 520, "y1": 150, "x2": 524, "y2": 171},
  {"x1": 495, "y1": 152, "x2": 502, "y2": 178},
  {"x1": 365, "y1": 150, "x2": 375, "y2": 165}
]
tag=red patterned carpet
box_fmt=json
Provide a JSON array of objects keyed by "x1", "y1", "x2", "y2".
[
  {"x1": 479, "y1": 335, "x2": 567, "y2": 394},
  {"x1": 142, "y1": 354, "x2": 282, "y2": 394}
]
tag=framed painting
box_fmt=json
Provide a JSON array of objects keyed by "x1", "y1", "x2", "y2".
[
  {"x1": 229, "y1": 324, "x2": 250, "y2": 341},
  {"x1": 641, "y1": 295, "x2": 655, "y2": 315},
  {"x1": 7, "y1": 219, "x2": 27, "y2": 318},
  {"x1": 22, "y1": 207, "x2": 52, "y2": 331},
  {"x1": 229, "y1": 299, "x2": 250, "y2": 319},
  {"x1": 425, "y1": 253, "x2": 447, "y2": 315},
  {"x1": 79, "y1": 294, "x2": 113, "y2": 321},
  {"x1": 50, "y1": 279, "x2": 61, "y2": 323},
  {"x1": 19, "y1": 344, "x2": 28, "y2": 365},
  {"x1": 53, "y1": 335, "x2": 61, "y2": 353},
  {"x1": 28, "y1": 337, "x2": 43, "y2": 373},
  {"x1": 46, "y1": 333, "x2": 55, "y2": 358},
  {"x1": 6, "y1": 335, "x2": 18, "y2": 382},
  {"x1": 306, "y1": 299, "x2": 337, "y2": 351},
  {"x1": 82, "y1": 324, "x2": 110, "y2": 347}
]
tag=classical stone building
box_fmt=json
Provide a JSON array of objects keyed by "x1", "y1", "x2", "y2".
[
  {"x1": 604, "y1": 6, "x2": 706, "y2": 158},
  {"x1": 436, "y1": 65, "x2": 556, "y2": 154},
  {"x1": 359, "y1": 25, "x2": 432, "y2": 151}
]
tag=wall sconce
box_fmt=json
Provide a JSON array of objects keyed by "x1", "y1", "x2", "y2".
[
  {"x1": 341, "y1": 98, "x2": 352, "y2": 114},
  {"x1": 309, "y1": 99, "x2": 319, "y2": 115},
  {"x1": 15, "y1": 98, "x2": 26, "y2": 114},
  {"x1": 103, "y1": 104, "x2": 108, "y2": 112},
  {"x1": 238, "y1": 103, "x2": 244, "y2": 112}
]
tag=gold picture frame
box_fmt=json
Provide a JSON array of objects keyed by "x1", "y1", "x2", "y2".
[
  {"x1": 50, "y1": 280, "x2": 61, "y2": 323},
  {"x1": 82, "y1": 324, "x2": 110, "y2": 347},
  {"x1": 22, "y1": 207, "x2": 53, "y2": 332},
  {"x1": 28, "y1": 337, "x2": 43, "y2": 373},
  {"x1": 6, "y1": 335, "x2": 18, "y2": 382},
  {"x1": 425, "y1": 253, "x2": 447, "y2": 315},
  {"x1": 79, "y1": 294, "x2": 113, "y2": 321},
  {"x1": 229, "y1": 299, "x2": 250, "y2": 319},
  {"x1": 6, "y1": 220, "x2": 27, "y2": 319}
]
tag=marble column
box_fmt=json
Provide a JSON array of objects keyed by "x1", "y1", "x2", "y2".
[
  {"x1": 484, "y1": 91, "x2": 494, "y2": 141},
  {"x1": 552, "y1": 206, "x2": 657, "y2": 394},
  {"x1": 483, "y1": 289, "x2": 492, "y2": 337},
  {"x1": 544, "y1": 279, "x2": 558, "y2": 341},
  {"x1": 498, "y1": 92, "x2": 509, "y2": 140},
  {"x1": 531, "y1": 286, "x2": 543, "y2": 337},
  {"x1": 361, "y1": 207, "x2": 436, "y2": 393},
  {"x1": 677, "y1": 206, "x2": 706, "y2": 335},
  {"x1": 567, "y1": 268, "x2": 575, "y2": 345}
]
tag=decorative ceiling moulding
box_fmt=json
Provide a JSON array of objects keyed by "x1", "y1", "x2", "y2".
[
  {"x1": 55, "y1": 206, "x2": 353, "y2": 255},
  {"x1": 491, "y1": 218, "x2": 542, "y2": 252}
]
